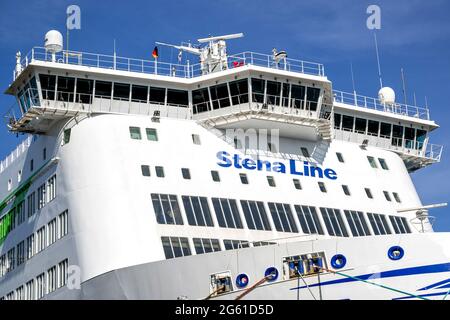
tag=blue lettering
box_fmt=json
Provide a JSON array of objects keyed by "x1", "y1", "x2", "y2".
[
  {"x1": 233, "y1": 154, "x2": 242, "y2": 169},
  {"x1": 310, "y1": 166, "x2": 323, "y2": 178},
  {"x1": 289, "y1": 159, "x2": 303, "y2": 176},
  {"x1": 217, "y1": 151, "x2": 232, "y2": 168},
  {"x1": 242, "y1": 158, "x2": 256, "y2": 170},
  {"x1": 257, "y1": 160, "x2": 272, "y2": 171},
  {"x1": 273, "y1": 162, "x2": 286, "y2": 173},
  {"x1": 324, "y1": 168, "x2": 337, "y2": 180}
]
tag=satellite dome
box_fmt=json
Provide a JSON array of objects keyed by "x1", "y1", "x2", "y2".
[
  {"x1": 44, "y1": 30, "x2": 63, "y2": 53},
  {"x1": 378, "y1": 87, "x2": 395, "y2": 105}
]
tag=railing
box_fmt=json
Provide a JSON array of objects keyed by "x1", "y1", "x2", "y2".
[
  {"x1": 14, "y1": 47, "x2": 325, "y2": 81},
  {"x1": 333, "y1": 90, "x2": 430, "y2": 120},
  {"x1": 0, "y1": 136, "x2": 32, "y2": 174}
]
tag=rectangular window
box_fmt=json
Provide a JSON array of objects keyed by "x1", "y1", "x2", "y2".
[
  {"x1": 47, "y1": 265, "x2": 57, "y2": 293},
  {"x1": 306, "y1": 87, "x2": 320, "y2": 111},
  {"x1": 36, "y1": 226, "x2": 46, "y2": 253},
  {"x1": 146, "y1": 128, "x2": 158, "y2": 141},
  {"x1": 47, "y1": 175, "x2": 56, "y2": 202},
  {"x1": 294, "y1": 205, "x2": 324, "y2": 235},
  {"x1": 229, "y1": 79, "x2": 249, "y2": 105},
  {"x1": 192, "y1": 134, "x2": 201, "y2": 145},
  {"x1": 151, "y1": 193, "x2": 183, "y2": 225},
  {"x1": 393, "y1": 192, "x2": 401, "y2": 203},
  {"x1": 368, "y1": 120, "x2": 379, "y2": 136},
  {"x1": 301, "y1": 147, "x2": 310, "y2": 158},
  {"x1": 318, "y1": 182, "x2": 327, "y2": 193},
  {"x1": 344, "y1": 210, "x2": 371, "y2": 237},
  {"x1": 0, "y1": 254, "x2": 5, "y2": 277},
  {"x1": 383, "y1": 191, "x2": 392, "y2": 202},
  {"x1": 39, "y1": 74, "x2": 56, "y2": 100},
  {"x1": 342, "y1": 185, "x2": 351, "y2": 196},
  {"x1": 239, "y1": 173, "x2": 249, "y2": 184},
  {"x1": 268, "y1": 202, "x2": 298, "y2": 233},
  {"x1": 131, "y1": 85, "x2": 148, "y2": 102},
  {"x1": 129, "y1": 126, "x2": 142, "y2": 140},
  {"x1": 251, "y1": 78, "x2": 265, "y2": 103},
  {"x1": 354, "y1": 118, "x2": 367, "y2": 134},
  {"x1": 365, "y1": 188, "x2": 373, "y2": 199},
  {"x1": 58, "y1": 259, "x2": 68, "y2": 288},
  {"x1": 223, "y1": 239, "x2": 250, "y2": 250},
  {"x1": 320, "y1": 208, "x2": 349, "y2": 237},
  {"x1": 293, "y1": 179, "x2": 302, "y2": 190},
  {"x1": 379, "y1": 158, "x2": 389, "y2": 170},
  {"x1": 47, "y1": 218, "x2": 57, "y2": 246},
  {"x1": 389, "y1": 216, "x2": 411, "y2": 234},
  {"x1": 161, "y1": 236, "x2": 191, "y2": 259},
  {"x1": 155, "y1": 166, "x2": 165, "y2": 177},
  {"x1": 193, "y1": 238, "x2": 221, "y2": 254},
  {"x1": 30, "y1": 159, "x2": 34, "y2": 172},
  {"x1": 209, "y1": 83, "x2": 230, "y2": 109},
  {"x1": 6, "y1": 248, "x2": 15, "y2": 273},
  {"x1": 94, "y1": 81, "x2": 112, "y2": 98},
  {"x1": 141, "y1": 165, "x2": 150, "y2": 177},
  {"x1": 367, "y1": 156, "x2": 378, "y2": 168},
  {"x1": 113, "y1": 83, "x2": 130, "y2": 100},
  {"x1": 76, "y1": 78, "x2": 94, "y2": 104},
  {"x1": 211, "y1": 170, "x2": 220, "y2": 182},
  {"x1": 56, "y1": 76, "x2": 75, "y2": 102},
  {"x1": 16, "y1": 241, "x2": 25, "y2": 266},
  {"x1": 380, "y1": 122, "x2": 392, "y2": 138},
  {"x1": 36, "y1": 273, "x2": 45, "y2": 299},
  {"x1": 181, "y1": 168, "x2": 191, "y2": 180},
  {"x1": 367, "y1": 213, "x2": 391, "y2": 235},
  {"x1": 63, "y1": 128, "x2": 71, "y2": 145},
  {"x1": 58, "y1": 210, "x2": 69, "y2": 238},
  {"x1": 16, "y1": 201, "x2": 25, "y2": 225},
  {"x1": 334, "y1": 113, "x2": 342, "y2": 129},
  {"x1": 212, "y1": 198, "x2": 243, "y2": 229},
  {"x1": 342, "y1": 115, "x2": 354, "y2": 131},
  {"x1": 182, "y1": 196, "x2": 214, "y2": 227},
  {"x1": 267, "y1": 176, "x2": 276, "y2": 187},
  {"x1": 26, "y1": 280, "x2": 35, "y2": 300},
  {"x1": 240, "y1": 200, "x2": 271, "y2": 231},
  {"x1": 43, "y1": 148, "x2": 47, "y2": 160},
  {"x1": 266, "y1": 81, "x2": 281, "y2": 105},
  {"x1": 149, "y1": 87, "x2": 166, "y2": 105},
  {"x1": 192, "y1": 88, "x2": 211, "y2": 113},
  {"x1": 167, "y1": 89, "x2": 188, "y2": 107},
  {"x1": 336, "y1": 152, "x2": 344, "y2": 163},
  {"x1": 37, "y1": 184, "x2": 46, "y2": 209},
  {"x1": 26, "y1": 234, "x2": 35, "y2": 260}
]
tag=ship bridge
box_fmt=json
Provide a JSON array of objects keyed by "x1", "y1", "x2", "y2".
[{"x1": 3, "y1": 31, "x2": 442, "y2": 172}]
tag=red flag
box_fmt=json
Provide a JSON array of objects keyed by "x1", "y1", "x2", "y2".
[{"x1": 152, "y1": 46, "x2": 158, "y2": 59}]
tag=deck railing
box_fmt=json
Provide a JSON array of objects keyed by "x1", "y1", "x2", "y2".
[{"x1": 333, "y1": 90, "x2": 430, "y2": 120}]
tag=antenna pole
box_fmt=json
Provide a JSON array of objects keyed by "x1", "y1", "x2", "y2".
[
  {"x1": 413, "y1": 92, "x2": 417, "y2": 107},
  {"x1": 350, "y1": 62, "x2": 357, "y2": 105},
  {"x1": 373, "y1": 32, "x2": 383, "y2": 89},
  {"x1": 66, "y1": 27, "x2": 69, "y2": 63},
  {"x1": 113, "y1": 39, "x2": 116, "y2": 70},
  {"x1": 401, "y1": 68, "x2": 407, "y2": 105}
]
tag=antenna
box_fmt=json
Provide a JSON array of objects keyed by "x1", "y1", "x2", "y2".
[
  {"x1": 350, "y1": 62, "x2": 357, "y2": 105},
  {"x1": 373, "y1": 32, "x2": 383, "y2": 89},
  {"x1": 413, "y1": 92, "x2": 417, "y2": 107},
  {"x1": 113, "y1": 39, "x2": 116, "y2": 70},
  {"x1": 401, "y1": 68, "x2": 407, "y2": 105},
  {"x1": 197, "y1": 33, "x2": 244, "y2": 43}
]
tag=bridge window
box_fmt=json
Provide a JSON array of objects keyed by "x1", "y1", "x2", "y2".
[
  {"x1": 240, "y1": 200, "x2": 271, "y2": 231},
  {"x1": 161, "y1": 236, "x2": 191, "y2": 259},
  {"x1": 392, "y1": 125, "x2": 403, "y2": 147},
  {"x1": 334, "y1": 113, "x2": 342, "y2": 129},
  {"x1": 355, "y1": 118, "x2": 367, "y2": 134},
  {"x1": 389, "y1": 215, "x2": 411, "y2": 234},
  {"x1": 320, "y1": 208, "x2": 349, "y2": 237},
  {"x1": 56, "y1": 76, "x2": 75, "y2": 102},
  {"x1": 192, "y1": 88, "x2": 211, "y2": 113},
  {"x1": 39, "y1": 74, "x2": 56, "y2": 100},
  {"x1": 294, "y1": 205, "x2": 324, "y2": 235},
  {"x1": 151, "y1": 193, "x2": 183, "y2": 225},
  {"x1": 149, "y1": 86, "x2": 166, "y2": 105},
  {"x1": 95, "y1": 81, "x2": 112, "y2": 98},
  {"x1": 306, "y1": 87, "x2": 320, "y2": 111},
  {"x1": 291, "y1": 84, "x2": 305, "y2": 109},
  {"x1": 167, "y1": 89, "x2": 188, "y2": 107},
  {"x1": 251, "y1": 78, "x2": 265, "y2": 103},
  {"x1": 416, "y1": 129, "x2": 427, "y2": 149},
  {"x1": 342, "y1": 115, "x2": 354, "y2": 131},
  {"x1": 380, "y1": 122, "x2": 391, "y2": 138},
  {"x1": 193, "y1": 238, "x2": 221, "y2": 254},
  {"x1": 131, "y1": 85, "x2": 148, "y2": 102},
  {"x1": 223, "y1": 239, "x2": 250, "y2": 250},
  {"x1": 266, "y1": 81, "x2": 281, "y2": 106},
  {"x1": 282, "y1": 83, "x2": 290, "y2": 107},
  {"x1": 212, "y1": 198, "x2": 243, "y2": 229},
  {"x1": 344, "y1": 210, "x2": 371, "y2": 237},
  {"x1": 367, "y1": 213, "x2": 391, "y2": 235},
  {"x1": 229, "y1": 79, "x2": 249, "y2": 105},
  {"x1": 404, "y1": 127, "x2": 415, "y2": 149},
  {"x1": 113, "y1": 83, "x2": 130, "y2": 100},
  {"x1": 75, "y1": 78, "x2": 93, "y2": 104},
  {"x1": 368, "y1": 120, "x2": 379, "y2": 136},
  {"x1": 182, "y1": 196, "x2": 214, "y2": 227},
  {"x1": 210, "y1": 83, "x2": 230, "y2": 109},
  {"x1": 268, "y1": 202, "x2": 298, "y2": 233}
]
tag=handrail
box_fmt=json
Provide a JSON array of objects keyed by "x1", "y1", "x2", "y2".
[{"x1": 333, "y1": 89, "x2": 430, "y2": 120}]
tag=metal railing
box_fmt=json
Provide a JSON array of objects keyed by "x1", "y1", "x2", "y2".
[
  {"x1": 0, "y1": 136, "x2": 32, "y2": 174},
  {"x1": 333, "y1": 90, "x2": 430, "y2": 120},
  {"x1": 14, "y1": 47, "x2": 325, "y2": 81}
]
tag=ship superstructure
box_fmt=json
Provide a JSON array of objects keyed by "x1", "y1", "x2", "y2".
[{"x1": 0, "y1": 31, "x2": 448, "y2": 300}]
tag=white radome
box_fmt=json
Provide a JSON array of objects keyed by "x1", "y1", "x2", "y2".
[
  {"x1": 44, "y1": 30, "x2": 63, "y2": 53},
  {"x1": 378, "y1": 87, "x2": 396, "y2": 105}
]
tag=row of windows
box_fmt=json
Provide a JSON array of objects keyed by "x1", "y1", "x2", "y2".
[
  {"x1": 0, "y1": 259, "x2": 68, "y2": 300},
  {"x1": 151, "y1": 193, "x2": 412, "y2": 238},
  {"x1": 0, "y1": 210, "x2": 68, "y2": 278},
  {"x1": 161, "y1": 236, "x2": 275, "y2": 259},
  {"x1": 0, "y1": 175, "x2": 57, "y2": 243}
]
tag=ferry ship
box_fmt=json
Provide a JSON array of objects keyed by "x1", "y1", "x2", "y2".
[{"x1": 0, "y1": 30, "x2": 448, "y2": 300}]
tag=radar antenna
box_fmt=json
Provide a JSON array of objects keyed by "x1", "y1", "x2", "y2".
[
  {"x1": 397, "y1": 203, "x2": 447, "y2": 233},
  {"x1": 156, "y1": 33, "x2": 244, "y2": 75}
]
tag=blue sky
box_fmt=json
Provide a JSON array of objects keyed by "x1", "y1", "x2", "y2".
[{"x1": 0, "y1": 0, "x2": 449, "y2": 230}]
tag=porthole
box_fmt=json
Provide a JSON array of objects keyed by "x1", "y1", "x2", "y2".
[
  {"x1": 388, "y1": 246, "x2": 404, "y2": 261},
  {"x1": 236, "y1": 273, "x2": 249, "y2": 288},
  {"x1": 331, "y1": 254, "x2": 347, "y2": 269},
  {"x1": 264, "y1": 267, "x2": 279, "y2": 282}
]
